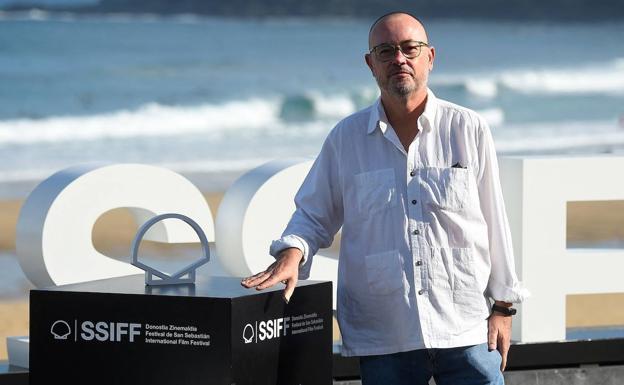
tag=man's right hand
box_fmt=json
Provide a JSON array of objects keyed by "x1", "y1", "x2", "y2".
[{"x1": 240, "y1": 248, "x2": 303, "y2": 304}]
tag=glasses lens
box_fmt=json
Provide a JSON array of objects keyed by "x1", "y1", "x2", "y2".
[
  {"x1": 374, "y1": 41, "x2": 425, "y2": 61},
  {"x1": 375, "y1": 44, "x2": 397, "y2": 61},
  {"x1": 399, "y1": 41, "x2": 423, "y2": 59}
]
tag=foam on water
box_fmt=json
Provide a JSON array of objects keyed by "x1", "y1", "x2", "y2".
[
  {"x1": 0, "y1": 91, "x2": 367, "y2": 146},
  {"x1": 495, "y1": 119, "x2": 623, "y2": 153},
  {"x1": 0, "y1": 90, "x2": 621, "y2": 183},
  {"x1": 476, "y1": 108, "x2": 505, "y2": 126},
  {"x1": 465, "y1": 79, "x2": 499, "y2": 99},
  {"x1": 431, "y1": 58, "x2": 624, "y2": 97},
  {"x1": 0, "y1": 99, "x2": 278, "y2": 145},
  {"x1": 499, "y1": 60, "x2": 624, "y2": 95},
  {"x1": 308, "y1": 92, "x2": 358, "y2": 119},
  {"x1": 0, "y1": 9, "x2": 164, "y2": 23}
]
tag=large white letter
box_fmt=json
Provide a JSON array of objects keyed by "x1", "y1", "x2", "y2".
[
  {"x1": 215, "y1": 159, "x2": 339, "y2": 307},
  {"x1": 16, "y1": 163, "x2": 215, "y2": 288},
  {"x1": 499, "y1": 156, "x2": 624, "y2": 343}
]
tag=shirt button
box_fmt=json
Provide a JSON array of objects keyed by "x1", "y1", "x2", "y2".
[
  {"x1": 410, "y1": 171, "x2": 416, "y2": 177},
  {"x1": 413, "y1": 229, "x2": 420, "y2": 235},
  {"x1": 415, "y1": 261, "x2": 422, "y2": 266},
  {"x1": 411, "y1": 199, "x2": 417, "y2": 205},
  {"x1": 418, "y1": 289, "x2": 425, "y2": 295}
]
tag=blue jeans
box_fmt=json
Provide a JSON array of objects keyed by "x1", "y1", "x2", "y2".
[{"x1": 359, "y1": 343, "x2": 504, "y2": 385}]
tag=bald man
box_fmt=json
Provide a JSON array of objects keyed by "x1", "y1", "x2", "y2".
[{"x1": 243, "y1": 12, "x2": 527, "y2": 385}]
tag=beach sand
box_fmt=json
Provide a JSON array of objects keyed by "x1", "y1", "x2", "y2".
[
  {"x1": 1, "y1": 193, "x2": 624, "y2": 359},
  {"x1": 0, "y1": 301, "x2": 28, "y2": 361}
]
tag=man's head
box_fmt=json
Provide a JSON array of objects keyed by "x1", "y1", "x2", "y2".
[{"x1": 365, "y1": 12, "x2": 435, "y2": 101}]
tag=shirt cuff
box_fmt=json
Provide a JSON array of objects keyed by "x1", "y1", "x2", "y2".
[
  {"x1": 487, "y1": 278, "x2": 530, "y2": 304},
  {"x1": 269, "y1": 234, "x2": 309, "y2": 265}
]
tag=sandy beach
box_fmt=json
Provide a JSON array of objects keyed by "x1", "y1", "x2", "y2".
[
  {"x1": 1, "y1": 185, "x2": 624, "y2": 359},
  {"x1": 0, "y1": 301, "x2": 29, "y2": 360}
]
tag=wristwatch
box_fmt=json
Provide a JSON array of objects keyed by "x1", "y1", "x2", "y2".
[{"x1": 491, "y1": 304, "x2": 517, "y2": 316}]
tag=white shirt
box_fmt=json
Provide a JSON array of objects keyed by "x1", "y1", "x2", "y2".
[{"x1": 270, "y1": 89, "x2": 529, "y2": 357}]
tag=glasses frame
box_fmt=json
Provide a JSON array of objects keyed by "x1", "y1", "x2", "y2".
[{"x1": 369, "y1": 40, "x2": 430, "y2": 62}]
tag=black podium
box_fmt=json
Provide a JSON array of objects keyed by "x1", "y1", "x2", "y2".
[{"x1": 29, "y1": 275, "x2": 332, "y2": 385}]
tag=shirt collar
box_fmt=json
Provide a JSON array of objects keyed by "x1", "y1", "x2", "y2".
[{"x1": 367, "y1": 88, "x2": 438, "y2": 135}]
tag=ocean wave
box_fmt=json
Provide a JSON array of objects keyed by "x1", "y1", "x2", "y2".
[
  {"x1": 496, "y1": 132, "x2": 624, "y2": 153},
  {"x1": 465, "y1": 79, "x2": 499, "y2": 98},
  {"x1": 0, "y1": 119, "x2": 622, "y2": 183},
  {"x1": 0, "y1": 99, "x2": 280, "y2": 145},
  {"x1": 0, "y1": 8, "x2": 53, "y2": 21},
  {"x1": 476, "y1": 108, "x2": 505, "y2": 126},
  {"x1": 2, "y1": 91, "x2": 616, "y2": 152},
  {"x1": 0, "y1": 91, "x2": 363, "y2": 145},
  {"x1": 280, "y1": 92, "x2": 359, "y2": 121},
  {"x1": 431, "y1": 58, "x2": 624, "y2": 97},
  {"x1": 499, "y1": 62, "x2": 624, "y2": 95},
  {"x1": 0, "y1": 10, "x2": 309, "y2": 25},
  {"x1": 0, "y1": 88, "x2": 509, "y2": 146},
  {"x1": 0, "y1": 10, "x2": 165, "y2": 23},
  {"x1": 0, "y1": 168, "x2": 58, "y2": 183},
  {"x1": 495, "y1": 119, "x2": 624, "y2": 153}
]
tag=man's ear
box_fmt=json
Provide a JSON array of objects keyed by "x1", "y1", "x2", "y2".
[
  {"x1": 364, "y1": 53, "x2": 375, "y2": 76},
  {"x1": 428, "y1": 46, "x2": 436, "y2": 71}
]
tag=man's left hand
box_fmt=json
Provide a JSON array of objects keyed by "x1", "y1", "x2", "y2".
[{"x1": 487, "y1": 303, "x2": 513, "y2": 372}]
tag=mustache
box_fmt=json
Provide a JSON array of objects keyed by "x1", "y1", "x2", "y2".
[{"x1": 389, "y1": 66, "x2": 414, "y2": 76}]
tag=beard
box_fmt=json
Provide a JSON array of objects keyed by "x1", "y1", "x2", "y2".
[
  {"x1": 376, "y1": 66, "x2": 428, "y2": 99},
  {"x1": 391, "y1": 80, "x2": 417, "y2": 97}
]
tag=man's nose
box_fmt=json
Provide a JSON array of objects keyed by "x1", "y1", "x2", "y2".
[{"x1": 390, "y1": 47, "x2": 407, "y2": 65}]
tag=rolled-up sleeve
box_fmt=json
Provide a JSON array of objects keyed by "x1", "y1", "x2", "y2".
[
  {"x1": 269, "y1": 129, "x2": 344, "y2": 279},
  {"x1": 476, "y1": 118, "x2": 530, "y2": 303}
]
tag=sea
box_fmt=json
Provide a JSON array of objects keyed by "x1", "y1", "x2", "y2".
[
  {"x1": 1, "y1": 11, "x2": 624, "y2": 340},
  {"x1": 1, "y1": 11, "x2": 624, "y2": 183}
]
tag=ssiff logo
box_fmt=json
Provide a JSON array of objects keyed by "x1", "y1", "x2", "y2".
[
  {"x1": 50, "y1": 320, "x2": 71, "y2": 340},
  {"x1": 50, "y1": 320, "x2": 141, "y2": 342},
  {"x1": 243, "y1": 323, "x2": 255, "y2": 344},
  {"x1": 243, "y1": 318, "x2": 290, "y2": 344}
]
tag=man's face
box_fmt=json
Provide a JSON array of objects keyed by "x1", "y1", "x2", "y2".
[{"x1": 365, "y1": 15, "x2": 435, "y2": 99}]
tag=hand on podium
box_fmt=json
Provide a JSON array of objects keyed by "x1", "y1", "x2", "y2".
[{"x1": 241, "y1": 248, "x2": 303, "y2": 304}]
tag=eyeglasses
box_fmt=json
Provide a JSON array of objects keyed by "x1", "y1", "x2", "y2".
[{"x1": 369, "y1": 40, "x2": 429, "y2": 62}]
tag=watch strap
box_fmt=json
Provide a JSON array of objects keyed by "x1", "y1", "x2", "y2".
[{"x1": 491, "y1": 304, "x2": 517, "y2": 316}]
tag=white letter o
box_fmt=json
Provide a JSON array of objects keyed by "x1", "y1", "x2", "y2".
[
  {"x1": 16, "y1": 163, "x2": 215, "y2": 288},
  {"x1": 215, "y1": 159, "x2": 339, "y2": 307}
]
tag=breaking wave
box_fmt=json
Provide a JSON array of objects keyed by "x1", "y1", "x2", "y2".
[{"x1": 431, "y1": 58, "x2": 624, "y2": 98}]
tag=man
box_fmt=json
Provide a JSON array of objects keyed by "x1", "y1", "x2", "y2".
[{"x1": 242, "y1": 12, "x2": 528, "y2": 385}]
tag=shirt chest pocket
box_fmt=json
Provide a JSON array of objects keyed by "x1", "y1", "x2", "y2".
[
  {"x1": 423, "y1": 167, "x2": 470, "y2": 211},
  {"x1": 354, "y1": 168, "x2": 397, "y2": 216}
]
